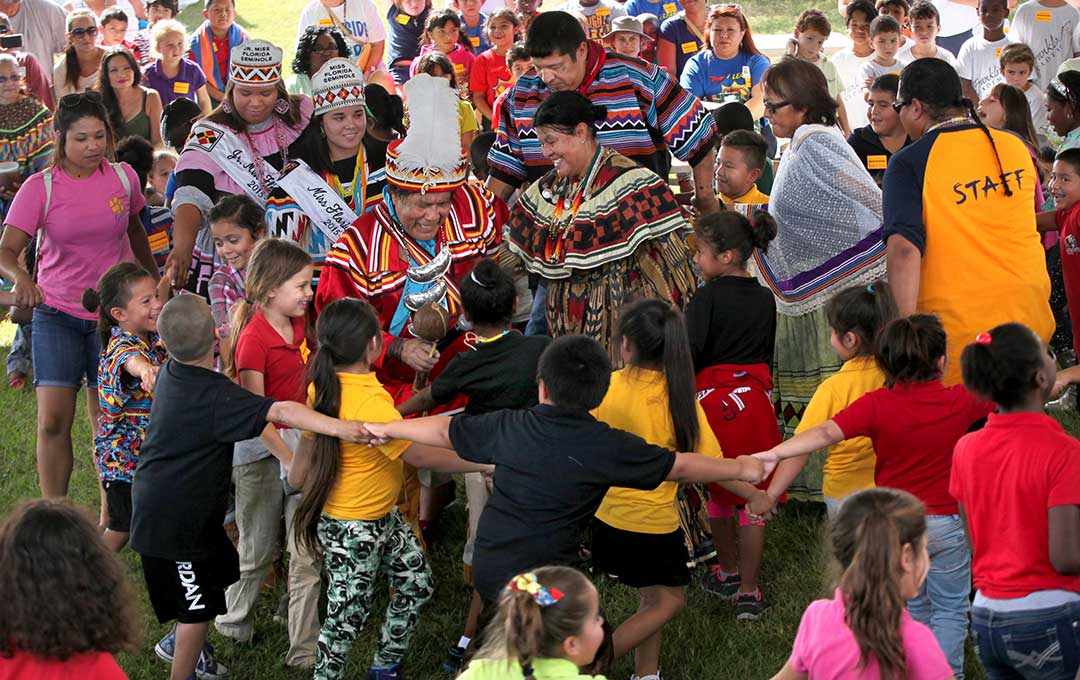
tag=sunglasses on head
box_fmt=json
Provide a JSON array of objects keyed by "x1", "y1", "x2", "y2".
[{"x1": 58, "y1": 90, "x2": 104, "y2": 108}]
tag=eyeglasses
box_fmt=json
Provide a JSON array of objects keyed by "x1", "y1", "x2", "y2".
[
  {"x1": 763, "y1": 100, "x2": 789, "y2": 115},
  {"x1": 892, "y1": 99, "x2": 909, "y2": 113},
  {"x1": 69, "y1": 26, "x2": 99, "y2": 39},
  {"x1": 312, "y1": 45, "x2": 339, "y2": 54}
]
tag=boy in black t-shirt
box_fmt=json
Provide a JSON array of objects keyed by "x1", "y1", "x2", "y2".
[
  {"x1": 364, "y1": 334, "x2": 769, "y2": 605},
  {"x1": 129, "y1": 295, "x2": 370, "y2": 680}
]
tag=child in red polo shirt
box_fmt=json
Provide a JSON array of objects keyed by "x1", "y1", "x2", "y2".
[
  {"x1": 218, "y1": 238, "x2": 322, "y2": 669},
  {"x1": 753, "y1": 314, "x2": 993, "y2": 678},
  {"x1": 954, "y1": 322, "x2": 1080, "y2": 680}
]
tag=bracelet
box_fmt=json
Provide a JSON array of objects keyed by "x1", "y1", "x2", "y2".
[{"x1": 387, "y1": 337, "x2": 405, "y2": 361}]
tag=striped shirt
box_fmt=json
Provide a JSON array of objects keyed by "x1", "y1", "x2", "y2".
[
  {"x1": 489, "y1": 42, "x2": 717, "y2": 188},
  {"x1": 95, "y1": 326, "x2": 168, "y2": 482}
]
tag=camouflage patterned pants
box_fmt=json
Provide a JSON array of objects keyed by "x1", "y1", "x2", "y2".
[{"x1": 314, "y1": 509, "x2": 434, "y2": 679}]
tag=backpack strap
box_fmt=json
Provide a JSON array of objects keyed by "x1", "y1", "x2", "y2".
[
  {"x1": 110, "y1": 162, "x2": 132, "y2": 202},
  {"x1": 42, "y1": 167, "x2": 52, "y2": 222}
]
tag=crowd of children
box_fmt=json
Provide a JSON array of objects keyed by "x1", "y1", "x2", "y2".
[{"x1": 3, "y1": 0, "x2": 1080, "y2": 678}]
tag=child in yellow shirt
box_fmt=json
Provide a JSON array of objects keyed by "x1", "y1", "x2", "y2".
[
  {"x1": 287, "y1": 298, "x2": 489, "y2": 680},
  {"x1": 715, "y1": 130, "x2": 771, "y2": 206},
  {"x1": 763, "y1": 281, "x2": 898, "y2": 519}
]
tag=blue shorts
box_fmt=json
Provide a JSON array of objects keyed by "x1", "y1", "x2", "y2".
[{"x1": 31, "y1": 303, "x2": 100, "y2": 389}]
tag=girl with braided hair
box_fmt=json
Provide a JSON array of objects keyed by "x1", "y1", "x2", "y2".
[
  {"x1": 883, "y1": 57, "x2": 1053, "y2": 388},
  {"x1": 1047, "y1": 71, "x2": 1080, "y2": 151},
  {"x1": 461, "y1": 567, "x2": 607, "y2": 680}
]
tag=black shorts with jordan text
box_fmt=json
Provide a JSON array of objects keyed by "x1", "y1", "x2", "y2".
[{"x1": 140, "y1": 552, "x2": 239, "y2": 624}]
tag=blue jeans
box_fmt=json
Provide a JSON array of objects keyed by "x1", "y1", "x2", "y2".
[
  {"x1": 972, "y1": 602, "x2": 1080, "y2": 680},
  {"x1": 7, "y1": 322, "x2": 31, "y2": 376},
  {"x1": 525, "y1": 281, "x2": 548, "y2": 337},
  {"x1": 908, "y1": 514, "x2": 972, "y2": 679}
]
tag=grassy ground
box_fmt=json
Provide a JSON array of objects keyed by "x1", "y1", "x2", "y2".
[
  {"x1": 9, "y1": 313, "x2": 1071, "y2": 679},
  {"x1": 173, "y1": 0, "x2": 846, "y2": 80}
]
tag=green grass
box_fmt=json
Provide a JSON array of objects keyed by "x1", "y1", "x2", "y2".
[{"x1": 6, "y1": 314, "x2": 1059, "y2": 679}]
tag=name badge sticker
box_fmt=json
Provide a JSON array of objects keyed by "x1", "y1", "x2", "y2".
[
  {"x1": 681, "y1": 41, "x2": 698, "y2": 54},
  {"x1": 867, "y1": 154, "x2": 888, "y2": 170},
  {"x1": 173, "y1": 81, "x2": 190, "y2": 94}
]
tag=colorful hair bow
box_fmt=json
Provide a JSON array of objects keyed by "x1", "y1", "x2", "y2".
[
  {"x1": 975, "y1": 332, "x2": 992, "y2": 345},
  {"x1": 509, "y1": 572, "x2": 564, "y2": 607}
]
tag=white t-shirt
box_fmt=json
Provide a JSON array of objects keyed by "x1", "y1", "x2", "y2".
[
  {"x1": 1024, "y1": 81, "x2": 1051, "y2": 140},
  {"x1": 295, "y1": 0, "x2": 388, "y2": 64},
  {"x1": 956, "y1": 35, "x2": 1013, "y2": 98},
  {"x1": 832, "y1": 48, "x2": 875, "y2": 129},
  {"x1": 481, "y1": 0, "x2": 510, "y2": 12},
  {"x1": 897, "y1": 42, "x2": 959, "y2": 67},
  {"x1": 1009, "y1": 1, "x2": 1080, "y2": 91},
  {"x1": 9, "y1": 0, "x2": 67, "y2": 85},
  {"x1": 560, "y1": 0, "x2": 627, "y2": 40},
  {"x1": 934, "y1": 0, "x2": 980, "y2": 38},
  {"x1": 857, "y1": 58, "x2": 907, "y2": 91}
]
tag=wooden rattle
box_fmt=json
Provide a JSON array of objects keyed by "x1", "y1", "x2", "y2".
[{"x1": 410, "y1": 301, "x2": 449, "y2": 391}]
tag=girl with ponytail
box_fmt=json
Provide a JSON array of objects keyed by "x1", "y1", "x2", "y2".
[
  {"x1": 289, "y1": 297, "x2": 491, "y2": 680},
  {"x1": 753, "y1": 314, "x2": 994, "y2": 676},
  {"x1": 955, "y1": 324, "x2": 1080, "y2": 680},
  {"x1": 772, "y1": 488, "x2": 952, "y2": 679},
  {"x1": 687, "y1": 209, "x2": 782, "y2": 621},
  {"x1": 589, "y1": 298, "x2": 756, "y2": 679},
  {"x1": 462, "y1": 566, "x2": 606, "y2": 680}
]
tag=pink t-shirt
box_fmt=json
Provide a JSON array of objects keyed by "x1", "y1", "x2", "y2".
[
  {"x1": 5, "y1": 160, "x2": 144, "y2": 320},
  {"x1": 790, "y1": 590, "x2": 953, "y2": 680}
]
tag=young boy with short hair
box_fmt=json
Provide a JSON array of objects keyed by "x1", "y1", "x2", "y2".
[
  {"x1": 716, "y1": 130, "x2": 770, "y2": 205},
  {"x1": 603, "y1": 15, "x2": 651, "y2": 59},
  {"x1": 875, "y1": 0, "x2": 910, "y2": 45},
  {"x1": 710, "y1": 102, "x2": 775, "y2": 195},
  {"x1": 489, "y1": 43, "x2": 530, "y2": 125},
  {"x1": 956, "y1": 0, "x2": 1011, "y2": 102},
  {"x1": 1007, "y1": 0, "x2": 1078, "y2": 91},
  {"x1": 129, "y1": 295, "x2": 372, "y2": 680},
  {"x1": 363, "y1": 334, "x2": 767, "y2": 605},
  {"x1": 454, "y1": 0, "x2": 489, "y2": 53},
  {"x1": 833, "y1": 0, "x2": 879, "y2": 129},
  {"x1": 897, "y1": 1, "x2": 957, "y2": 66},
  {"x1": 1000, "y1": 43, "x2": 1050, "y2": 141},
  {"x1": 99, "y1": 7, "x2": 143, "y2": 60},
  {"x1": 792, "y1": 9, "x2": 850, "y2": 136},
  {"x1": 857, "y1": 15, "x2": 906, "y2": 90},
  {"x1": 188, "y1": 0, "x2": 251, "y2": 104}
]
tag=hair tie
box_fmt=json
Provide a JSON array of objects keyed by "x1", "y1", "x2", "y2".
[
  {"x1": 469, "y1": 271, "x2": 491, "y2": 289},
  {"x1": 509, "y1": 572, "x2": 563, "y2": 606},
  {"x1": 866, "y1": 284, "x2": 875, "y2": 294},
  {"x1": 243, "y1": 297, "x2": 253, "y2": 304},
  {"x1": 976, "y1": 332, "x2": 992, "y2": 345},
  {"x1": 521, "y1": 662, "x2": 535, "y2": 676}
]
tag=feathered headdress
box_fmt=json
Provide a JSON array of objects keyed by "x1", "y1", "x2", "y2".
[{"x1": 385, "y1": 73, "x2": 468, "y2": 194}]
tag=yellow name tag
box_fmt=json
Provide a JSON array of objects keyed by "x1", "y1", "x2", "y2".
[
  {"x1": 681, "y1": 41, "x2": 698, "y2": 54},
  {"x1": 173, "y1": 81, "x2": 190, "y2": 94},
  {"x1": 596, "y1": 6, "x2": 610, "y2": 15},
  {"x1": 454, "y1": 63, "x2": 465, "y2": 73},
  {"x1": 662, "y1": 2, "x2": 676, "y2": 15},
  {"x1": 469, "y1": 36, "x2": 480, "y2": 46},
  {"x1": 318, "y1": 17, "x2": 333, "y2": 25},
  {"x1": 867, "y1": 154, "x2": 888, "y2": 170},
  {"x1": 995, "y1": 47, "x2": 1003, "y2": 57},
  {"x1": 395, "y1": 12, "x2": 411, "y2": 24},
  {"x1": 1037, "y1": 9, "x2": 1053, "y2": 21}
]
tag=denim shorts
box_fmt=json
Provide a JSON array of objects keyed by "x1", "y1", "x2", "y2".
[{"x1": 31, "y1": 303, "x2": 100, "y2": 389}]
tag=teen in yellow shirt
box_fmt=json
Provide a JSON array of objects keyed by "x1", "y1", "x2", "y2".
[
  {"x1": 589, "y1": 300, "x2": 759, "y2": 680},
  {"x1": 766, "y1": 281, "x2": 897, "y2": 518},
  {"x1": 288, "y1": 298, "x2": 487, "y2": 679}
]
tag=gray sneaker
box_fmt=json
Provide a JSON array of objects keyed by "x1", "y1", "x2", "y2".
[
  {"x1": 700, "y1": 566, "x2": 741, "y2": 600},
  {"x1": 734, "y1": 590, "x2": 769, "y2": 621}
]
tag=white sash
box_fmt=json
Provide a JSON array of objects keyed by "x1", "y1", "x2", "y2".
[
  {"x1": 183, "y1": 120, "x2": 280, "y2": 202},
  {"x1": 274, "y1": 159, "x2": 358, "y2": 244}
]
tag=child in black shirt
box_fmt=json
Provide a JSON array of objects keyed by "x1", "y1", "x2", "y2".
[
  {"x1": 364, "y1": 334, "x2": 768, "y2": 605},
  {"x1": 129, "y1": 295, "x2": 370, "y2": 680},
  {"x1": 397, "y1": 258, "x2": 551, "y2": 673}
]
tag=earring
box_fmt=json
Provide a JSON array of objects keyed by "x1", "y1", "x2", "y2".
[
  {"x1": 274, "y1": 98, "x2": 290, "y2": 115},
  {"x1": 221, "y1": 98, "x2": 232, "y2": 114}
]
